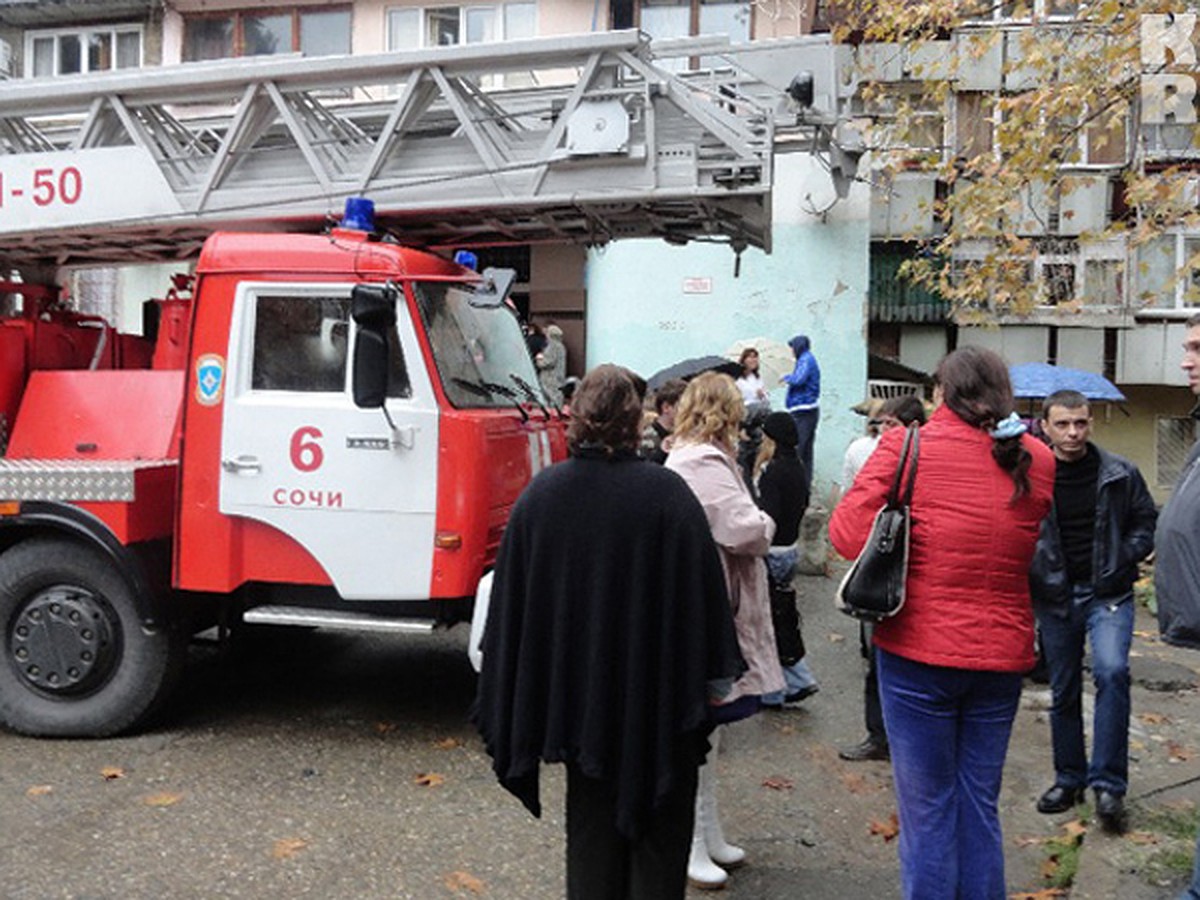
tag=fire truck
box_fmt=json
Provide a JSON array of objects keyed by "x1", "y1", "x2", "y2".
[{"x1": 0, "y1": 31, "x2": 849, "y2": 737}]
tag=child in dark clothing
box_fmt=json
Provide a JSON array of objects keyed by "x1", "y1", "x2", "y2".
[{"x1": 755, "y1": 411, "x2": 818, "y2": 706}]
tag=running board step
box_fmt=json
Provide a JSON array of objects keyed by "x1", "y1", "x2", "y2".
[{"x1": 242, "y1": 605, "x2": 437, "y2": 635}]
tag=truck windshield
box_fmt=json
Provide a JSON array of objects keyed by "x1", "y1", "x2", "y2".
[{"x1": 411, "y1": 281, "x2": 545, "y2": 410}]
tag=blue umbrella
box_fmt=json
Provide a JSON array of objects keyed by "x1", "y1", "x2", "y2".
[{"x1": 1009, "y1": 362, "x2": 1126, "y2": 402}]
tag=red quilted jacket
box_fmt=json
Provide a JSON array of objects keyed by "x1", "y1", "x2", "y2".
[{"x1": 830, "y1": 405, "x2": 1055, "y2": 672}]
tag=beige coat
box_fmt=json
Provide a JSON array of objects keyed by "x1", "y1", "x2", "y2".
[{"x1": 667, "y1": 441, "x2": 785, "y2": 702}]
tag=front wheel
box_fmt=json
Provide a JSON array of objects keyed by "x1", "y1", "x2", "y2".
[{"x1": 0, "y1": 538, "x2": 180, "y2": 737}]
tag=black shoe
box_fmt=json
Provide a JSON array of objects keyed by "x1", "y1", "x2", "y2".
[
  {"x1": 783, "y1": 685, "x2": 819, "y2": 705},
  {"x1": 1036, "y1": 784, "x2": 1086, "y2": 814},
  {"x1": 838, "y1": 737, "x2": 890, "y2": 762},
  {"x1": 1094, "y1": 789, "x2": 1127, "y2": 834}
]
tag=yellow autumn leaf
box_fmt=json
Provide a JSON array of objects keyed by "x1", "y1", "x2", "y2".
[
  {"x1": 26, "y1": 785, "x2": 53, "y2": 797},
  {"x1": 272, "y1": 837, "x2": 309, "y2": 860},
  {"x1": 100, "y1": 766, "x2": 125, "y2": 780},
  {"x1": 434, "y1": 737, "x2": 461, "y2": 750},
  {"x1": 143, "y1": 792, "x2": 184, "y2": 807},
  {"x1": 414, "y1": 772, "x2": 446, "y2": 787}
]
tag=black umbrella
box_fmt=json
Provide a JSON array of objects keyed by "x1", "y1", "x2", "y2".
[{"x1": 647, "y1": 355, "x2": 743, "y2": 392}]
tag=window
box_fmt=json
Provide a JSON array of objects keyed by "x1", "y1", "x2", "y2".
[
  {"x1": 385, "y1": 4, "x2": 537, "y2": 51},
  {"x1": 1135, "y1": 232, "x2": 1200, "y2": 314},
  {"x1": 251, "y1": 294, "x2": 411, "y2": 396},
  {"x1": 955, "y1": 92, "x2": 994, "y2": 162},
  {"x1": 26, "y1": 26, "x2": 142, "y2": 77},
  {"x1": 184, "y1": 8, "x2": 351, "y2": 61},
  {"x1": 963, "y1": 0, "x2": 1077, "y2": 22},
  {"x1": 1157, "y1": 416, "x2": 1198, "y2": 489},
  {"x1": 412, "y1": 281, "x2": 542, "y2": 409}
]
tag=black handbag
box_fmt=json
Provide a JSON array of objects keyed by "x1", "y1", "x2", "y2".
[{"x1": 835, "y1": 423, "x2": 919, "y2": 622}]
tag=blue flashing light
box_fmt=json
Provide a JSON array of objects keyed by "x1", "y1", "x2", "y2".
[
  {"x1": 453, "y1": 250, "x2": 479, "y2": 271},
  {"x1": 341, "y1": 197, "x2": 376, "y2": 233}
]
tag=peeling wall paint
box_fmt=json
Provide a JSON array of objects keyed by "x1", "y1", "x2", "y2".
[{"x1": 585, "y1": 154, "x2": 871, "y2": 504}]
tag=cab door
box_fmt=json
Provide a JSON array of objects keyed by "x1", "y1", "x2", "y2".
[{"x1": 218, "y1": 282, "x2": 439, "y2": 600}]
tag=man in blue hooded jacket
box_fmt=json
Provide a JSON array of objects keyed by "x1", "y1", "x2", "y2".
[{"x1": 781, "y1": 334, "x2": 820, "y2": 497}]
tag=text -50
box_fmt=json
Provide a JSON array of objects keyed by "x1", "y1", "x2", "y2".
[{"x1": 0, "y1": 168, "x2": 83, "y2": 208}]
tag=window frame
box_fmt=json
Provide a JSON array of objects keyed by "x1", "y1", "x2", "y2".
[
  {"x1": 384, "y1": 3, "x2": 538, "y2": 51},
  {"x1": 182, "y1": 5, "x2": 352, "y2": 62},
  {"x1": 1134, "y1": 229, "x2": 1200, "y2": 319},
  {"x1": 24, "y1": 24, "x2": 144, "y2": 78}
]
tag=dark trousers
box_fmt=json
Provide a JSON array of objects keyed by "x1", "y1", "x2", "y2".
[
  {"x1": 863, "y1": 634, "x2": 886, "y2": 743},
  {"x1": 789, "y1": 407, "x2": 819, "y2": 497},
  {"x1": 565, "y1": 762, "x2": 698, "y2": 900}
]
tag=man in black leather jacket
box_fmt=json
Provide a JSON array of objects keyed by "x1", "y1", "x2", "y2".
[{"x1": 1029, "y1": 390, "x2": 1157, "y2": 833}]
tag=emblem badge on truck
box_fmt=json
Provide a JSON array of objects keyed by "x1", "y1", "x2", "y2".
[{"x1": 195, "y1": 353, "x2": 225, "y2": 406}]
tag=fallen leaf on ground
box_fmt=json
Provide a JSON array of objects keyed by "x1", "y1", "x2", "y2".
[
  {"x1": 100, "y1": 766, "x2": 125, "y2": 780},
  {"x1": 826, "y1": 633, "x2": 846, "y2": 643},
  {"x1": 1040, "y1": 854, "x2": 1061, "y2": 880},
  {"x1": 374, "y1": 721, "x2": 396, "y2": 735},
  {"x1": 869, "y1": 812, "x2": 899, "y2": 841},
  {"x1": 1133, "y1": 630, "x2": 1157, "y2": 639},
  {"x1": 142, "y1": 792, "x2": 184, "y2": 807},
  {"x1": 1010, "y1": 889, "x2": 1067, "y2": 899},
  {"x1": 1138, "y1": 712, "x2": 1169, "y2": 725},
  {"x1": 434, "y1": 737, "x2": 461, "y2": 750},
  {"x1": 1125, "y1": 831, "x2": 1160, "y2": 845},
  {"x1": 840, "y1": 772, "x2": 870, "y2": 794},
  {"x1": 444, "y1": 870, "x2": 486, "y2": 894},
  {"x1": 1062, "y1": 820, "x2": 1087, "y2": 839},
  {"x1": 762, "y1": 775, "x2": 794, "y2": 791},
  {"x1": 26, "y1": 785, "x2": 53, "y2": 797},
  {"x1": 272, "y1": 837, "x2": 309, "y2": 860},
  {"x1": 414, "y1": 772, "x2": 446, "y2": 787},
  {"x1": 1167, "y1": 741, "x2": 1191, "y2": 762}
]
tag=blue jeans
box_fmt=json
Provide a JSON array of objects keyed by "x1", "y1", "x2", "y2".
[
  {"x1": 1036, "y1": 585, "x2": 1134, "y2": 795},
  {"x1": 877, "y1": 649, "x2": 1023, "y2": 900},
  {"x1": 788, "y1": 407, "x2": 819, "y2": 497},
  {"x1": 1184, "y1": 831, "x2": 1200, "y2": 900}
]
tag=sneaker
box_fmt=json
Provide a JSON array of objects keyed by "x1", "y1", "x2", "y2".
[
  {"x1": 783, "y1": 685, "x2": 819, "y2": 705},
  {"x1": 838, "y1": 737, "x2": 890, "y2": 762}
]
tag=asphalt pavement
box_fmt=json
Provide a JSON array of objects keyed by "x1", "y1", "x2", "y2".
[{"x1": 1, "y1": 566, "x2": 1198, "y2": 899}]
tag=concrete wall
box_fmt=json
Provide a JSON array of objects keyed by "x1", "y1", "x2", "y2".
[{"x1": 585, "y1": 153, "x2": 870, "y2": 505}]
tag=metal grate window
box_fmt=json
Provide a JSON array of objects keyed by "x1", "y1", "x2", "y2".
[{"x1": 1157, "y1": 416, "x2": 1198, "y2": 489}]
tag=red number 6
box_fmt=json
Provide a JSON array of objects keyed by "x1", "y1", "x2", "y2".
[{"x1": 290, "y1": 426, "x2": 324, "y2": 472}]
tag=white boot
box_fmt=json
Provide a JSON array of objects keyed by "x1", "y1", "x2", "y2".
[
  {"x1": 700, "y1": 729, "x2": 746, "y2": 869},
  {"x1": 688, "y1": 778, "x2": 728, "y2": 891}
]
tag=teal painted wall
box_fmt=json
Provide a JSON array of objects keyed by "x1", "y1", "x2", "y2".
[{"x1": 585, "y1": 155, "x2": 870, "y2": 506}]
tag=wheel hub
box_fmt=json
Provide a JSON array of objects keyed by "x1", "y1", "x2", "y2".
[{"x1": 9, "y1": 587, "x2": 117, "y2": 695}]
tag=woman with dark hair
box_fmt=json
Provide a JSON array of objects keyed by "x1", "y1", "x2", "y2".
[
  {"x1": 666, "y1": 372, "x2": 784, "y2": 891},
  {"x1": 475, "y1": 364, "x2": 744, "y2": 900},
  {"x1": 735, "y1": 348, "x2": 771, "y2": 487},
  {"x1": 830, "y1": 346, "x2": 1055, "y2": 900}
]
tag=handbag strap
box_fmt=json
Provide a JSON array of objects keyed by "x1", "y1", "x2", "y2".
[{"x1": 885, "y1": 424, "x2": 920, "y2": 509}]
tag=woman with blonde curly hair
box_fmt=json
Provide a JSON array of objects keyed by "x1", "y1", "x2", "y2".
[{"x1": 666, "y1": 372, "x2": 784, "y2": 890}]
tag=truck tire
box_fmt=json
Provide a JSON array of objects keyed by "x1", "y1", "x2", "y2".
[{"x1": 0, "y1": 538, "x2": 180, "y2": 738}]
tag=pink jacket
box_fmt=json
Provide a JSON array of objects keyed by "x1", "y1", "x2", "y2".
[
  {"x1": 829, "y1": 406, "x2": 1055, "y2": 673},
  {"x1": 667, "y1": 441, "x2": 785, "y2": 701}
]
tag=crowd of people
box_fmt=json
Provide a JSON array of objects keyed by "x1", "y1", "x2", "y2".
[{"x1": 473, "y1": 316, "x2": 1200, "y2": 900}]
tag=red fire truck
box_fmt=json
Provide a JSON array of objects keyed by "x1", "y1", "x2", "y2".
[{"x1": 0, "y1": 204, "x2": 565, "y2": 737}]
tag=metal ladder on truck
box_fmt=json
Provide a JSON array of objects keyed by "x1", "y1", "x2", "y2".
[{"x1": 0, "y1": 29, "x2": 855, "y2": 272}]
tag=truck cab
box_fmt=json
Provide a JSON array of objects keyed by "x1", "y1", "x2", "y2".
[{"x1": 0, "y1": 219, "x2": 565, "y2": 738}]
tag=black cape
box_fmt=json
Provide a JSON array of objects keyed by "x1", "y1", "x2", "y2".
[{"x1": 473, "y1": 449, "x2": 745, "y2": 839}]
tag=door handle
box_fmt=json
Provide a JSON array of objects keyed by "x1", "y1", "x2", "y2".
[{"x1": 221, "y1": 455, "x2": 262, "y2": 474}]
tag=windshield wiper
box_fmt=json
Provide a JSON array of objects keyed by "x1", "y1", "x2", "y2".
[
  {"x1": 480, "y1": 380, "x2": 529, "y2": 423},
  {"x1": 509, "y1": 374, "x2": 552, "y2": 420},
  {"x1": 451, "y1": 376, "x2": 495, "y2": 400}
]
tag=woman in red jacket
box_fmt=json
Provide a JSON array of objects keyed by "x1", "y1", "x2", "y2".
[{"x1": 830, "y1": 347, "x2": 1054, "y2": 900}]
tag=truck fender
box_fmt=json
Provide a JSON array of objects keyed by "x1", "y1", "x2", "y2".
[
  {"x1": 467, "y1": 570, "x2": 493, "y2": 674},
  {"x1": 0, "y1": 501, "x2": 163, "y2": 628}
]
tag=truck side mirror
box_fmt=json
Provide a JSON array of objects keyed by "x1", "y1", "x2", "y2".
[{"x1": 351, "y1": 284, "x2": 397, "y2": 409}]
